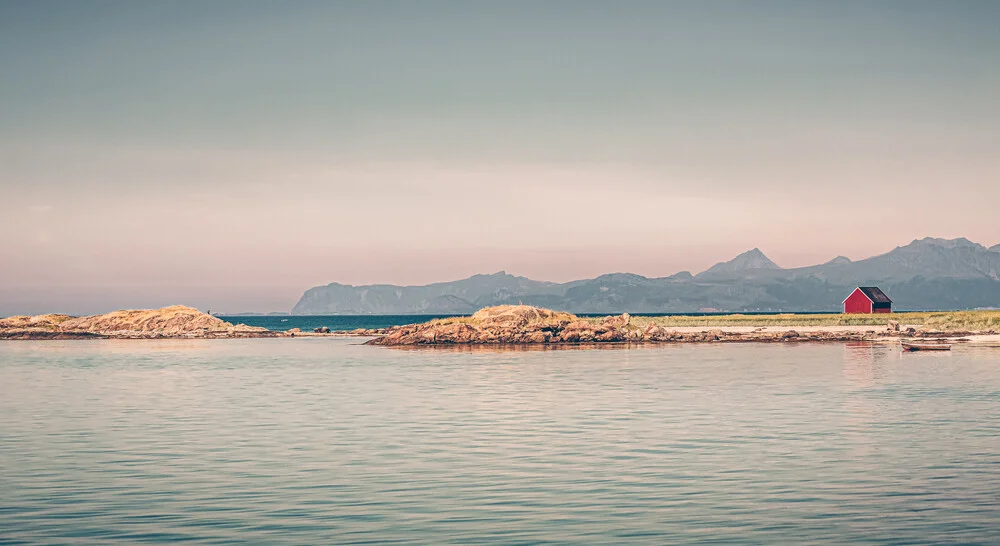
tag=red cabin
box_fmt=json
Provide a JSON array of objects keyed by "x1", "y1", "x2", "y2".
[{"x1": 843, "y1": 286, "x2": 892, "y2": 314}]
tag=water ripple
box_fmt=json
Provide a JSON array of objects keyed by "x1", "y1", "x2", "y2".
[{"x1": 2, "y1": 340, "x2": 999, "y2": 543}]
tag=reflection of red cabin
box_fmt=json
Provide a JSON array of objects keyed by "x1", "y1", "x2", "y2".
[{"x1": 843, "y1": 286, "x2": 892, "y2": 314}]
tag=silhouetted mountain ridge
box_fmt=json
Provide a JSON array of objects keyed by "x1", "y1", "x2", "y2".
[
  {"x1": 292, "y1": 238, "x2": 1000, "y2": 314},
  {"x1": 697, "y1": 248, "x2": 781, "y2": 278}
]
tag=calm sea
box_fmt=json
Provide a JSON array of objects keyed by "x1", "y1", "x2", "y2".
[{"x1": 2, "y1": 340, "x2": 999, "y2": 544}]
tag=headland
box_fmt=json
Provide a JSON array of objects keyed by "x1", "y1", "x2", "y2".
[{"x1": 365, "y1": 305, "x2": 1000, "y2": 346}]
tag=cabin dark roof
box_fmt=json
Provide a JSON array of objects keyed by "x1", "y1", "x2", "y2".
[{"x1": 858, "y1": 286, "x2": 892, "y2": 304}]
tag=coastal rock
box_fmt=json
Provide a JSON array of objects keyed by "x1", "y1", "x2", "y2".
[
  {"x1": 435, "y1": 323, "x2": 482, "y2": 343},
  {"x1": 0, "y1": 306, "x2": 273, "y2": 339},
  {"x1": 60, "y1": 306, "x2": 252, "y2": 336},
  {"x1": 439, "y1": 323, "x2": 483, "y2": 343},
  {"x1": 470, "y1": 305, "x2": 574, "y2": 329},
  {"x1": 602, "y1": 313, "x2": 631, "y2": 328},
  {"x1": 346, "y1": 328, "x2": 386, "y2": 336},
  {"x1": 369, "y1": 305, "x2": 579, "y2": 345},
  {"x1": 0, "y1": 314, "x2": 73, "y2": 330},
  {"x1": 643, "y1": 324, "x2": 667, "y2": 341},
  {"x1": 557, "y1": 330, "x2": 581, "y2": 342},
  {"x1": 596, "y1": 329, "x2": 623, "y2": 342},
  {"x1": 526, "y1": 330, "x2": 550, "y2": 343},
  {"x1": 0, "y1": 329, "x2": 105, "y2": 340},
  {"x1": 368, "y1": 305, "x2": 642, "y2": 346},
  {"x1": 563, "y1": 320, "x2": 593, "y2": 331}
]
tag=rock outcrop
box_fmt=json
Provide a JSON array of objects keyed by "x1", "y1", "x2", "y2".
[
  {"x1": 0, "y1": 314, "x2": 74, "y2": 330},
  {"x1": 0, "y1": 306, "x2": 275, "y2": 339}
]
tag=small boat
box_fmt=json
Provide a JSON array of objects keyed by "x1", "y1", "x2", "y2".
[{"x1": 901, "y1": 342, "x2": 951, "y2": 352}]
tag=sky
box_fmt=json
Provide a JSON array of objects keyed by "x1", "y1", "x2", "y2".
[{"x1": 2, "y1": 1, "x2": 999, "y2": 315}]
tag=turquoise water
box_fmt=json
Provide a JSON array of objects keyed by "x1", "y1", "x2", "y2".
[
  {"x1": 2, "y1": 340, "x2": 999, "y2": 544},
  {"x1": 218, "y1": 314, "x2": 461, "y2": 332},
  {"x1": 220, "y1": 312, "x2": 845, "y2": 332}
]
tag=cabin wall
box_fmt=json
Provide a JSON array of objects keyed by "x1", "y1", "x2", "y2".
[
  {"x1": 843, "y1": 290, "x2": 873, "y2": 314},
  {"x1": 872, "y1": 301, "x2": 892, "y2": 313}
]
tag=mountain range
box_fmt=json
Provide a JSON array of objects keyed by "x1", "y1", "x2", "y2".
[{"x1": 292, "y1": 238, "x2": 1000, "y2": 314}]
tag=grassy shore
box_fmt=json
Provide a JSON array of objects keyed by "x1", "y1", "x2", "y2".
[{"x1": 612, "y1": 310, "x2": 1000, "y2": 330}]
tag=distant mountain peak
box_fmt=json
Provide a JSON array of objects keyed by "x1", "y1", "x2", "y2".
[
  {"x1": 665, "y1": 271, "x2": 694, "y2": 281},
  {"x1": 467, "y1": 270, "x2": 519, "y2": 281},
  {"x1": 825, "y1": 256, "x2": 852, "y2": 265},
  {"x1": 744, "y1": 248, "x2": 778, "y2": 265},
  {"x1": 700, "y1": 248, "x2": 780, "y2": 276},
  {"x1": 595, "y1": 272, "x2": 648, "y2": 283},
  {"x1": 907, "y1": 237, "x2": 985, "y2": 250},
  {"x1": 989, "y1": 244, "x2": 1000, "y2": 253}
]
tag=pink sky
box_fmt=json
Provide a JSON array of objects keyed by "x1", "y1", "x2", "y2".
[
  {"x1": 3, "y1": 152, "x2": 997, "y2": 314},
  {"x1": 2, "y1": 3, "x2": 998, "y2": 314}
]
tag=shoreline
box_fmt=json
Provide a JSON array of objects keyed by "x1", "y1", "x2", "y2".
[
  {"x1": 364, "y1": 305, "x2": 1000, "y2": 347},
  {"x1": 365, "y1": 328, "x2": 1000, "y2": 346},
  {"x1": 6, "y1": 333, "x2": 999, "y2": 347},
  {"x1": 3, "y1": 305, "x2": 998, "y2": 346}
]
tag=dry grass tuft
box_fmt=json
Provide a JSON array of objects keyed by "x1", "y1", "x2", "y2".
[
  {"x1": 423, "y1": 305, "x2": 578, "y2": 329},
  {"x1": 922, "y1": 311, "x2": 1000, "y2": 330},
  {"x1": 0, "y1": 314, "x2": 74, "y2": 330}
]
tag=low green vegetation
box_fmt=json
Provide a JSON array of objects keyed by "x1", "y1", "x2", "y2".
[{"x1": 619, "y1": 310, "x2": 1000, "y2": 330}]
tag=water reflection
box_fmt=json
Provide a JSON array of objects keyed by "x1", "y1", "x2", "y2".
[
  {"x1": 842, "y1": 342, "x2": 894, "y2": 389},
  {"x1": 383, "y1": 342, "x2": 671, "y2": 353}
]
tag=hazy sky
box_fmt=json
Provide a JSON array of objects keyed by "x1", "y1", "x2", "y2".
[{"x1": 2, "y1": 1, "x2": 999, "y2": 314}]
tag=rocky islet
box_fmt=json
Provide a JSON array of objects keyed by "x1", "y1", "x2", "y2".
[{"x1": 0, "y1": 306, "x2": 275, "y2": 339}]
